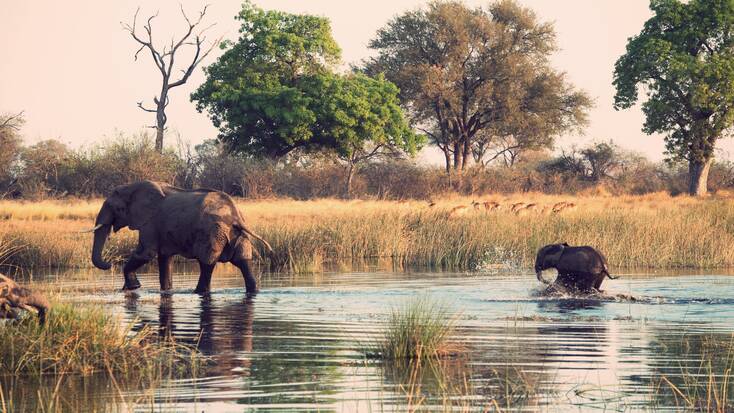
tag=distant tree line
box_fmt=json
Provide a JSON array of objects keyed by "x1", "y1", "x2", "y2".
[
  {"x1": 1, "y1": 117, "x2": 732, "y2": 200},
  {"x1": 6, "y1": 0, "x2": 734, "y2": 198}
]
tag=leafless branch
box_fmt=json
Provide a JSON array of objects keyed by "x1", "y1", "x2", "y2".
[
  {"x1": 137, "y1": 101, "x2": 157, "y2": 113},
  {"x1": 0, "y1": 111, "x2": 24, "y2": 131},
  {"x1": 123, "y1": 4, "x2": 218, "y2": 152}
]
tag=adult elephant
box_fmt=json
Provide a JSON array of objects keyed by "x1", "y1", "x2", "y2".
[
  {"x1": 534, "y1": 243, "x2": 617, "y2": 293},
  {"x1": 88, "y1": 180, "x2": 272, "y2": 294},
  {"x1": 0, "y1": 273, "x2": 50, "y2": 324}
]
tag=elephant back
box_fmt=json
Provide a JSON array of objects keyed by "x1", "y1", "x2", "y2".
[{"x1": 558, "y1": 246, "x2": 606, "y2": 274}]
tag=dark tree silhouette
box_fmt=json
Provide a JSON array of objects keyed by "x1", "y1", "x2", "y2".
[{"x1": 123, "y1": 5, "x2": 219, "y2": 153}]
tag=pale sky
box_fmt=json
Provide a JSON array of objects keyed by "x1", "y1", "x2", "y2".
[{"x1": 3, "y1": 1, "x2": 731, "y2": 163}]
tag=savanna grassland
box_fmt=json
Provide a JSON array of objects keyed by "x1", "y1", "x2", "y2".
[{"x1": 2, "y1": 192, "x2": 734, "y2": 274}]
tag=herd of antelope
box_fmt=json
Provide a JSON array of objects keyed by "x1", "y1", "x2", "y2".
[{"x1": 438, "y1": 200, "x2": 578, "y2": 219}]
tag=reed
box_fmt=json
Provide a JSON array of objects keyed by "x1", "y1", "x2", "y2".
[
  {"x1": 0, "y1": 302, "x2": 201, "y2": 378},
  {"x1": 2, "y1": 193, "x2": 734, "y2": 272},
  {"x1": 652, "y1": 333, "x2": 734, "y2": 412},
  {"x1": 366, "y1": 296, "x2": 460, "y2": 360}
]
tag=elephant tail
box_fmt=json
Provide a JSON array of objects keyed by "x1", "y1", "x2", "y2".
[
  {"x1": 603, "y1": 266, "x2": 619, "y2": 280},
  {"x1": 599, "y1": 252, "x2": 618, "y2": 280},
  {"x1": 235, "y1": 224, "x2": 274, "y2": 254},
  {"x1": 605, "y1": 272, "x2": 619, "y2": 280}
]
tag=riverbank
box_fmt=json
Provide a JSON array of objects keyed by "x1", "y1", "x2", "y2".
[{"x1": 1, "y1": 192, "x2": 733, "y2": 273}]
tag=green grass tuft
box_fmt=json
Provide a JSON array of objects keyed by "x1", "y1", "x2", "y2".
[
  {"x1": 367, "y1": 296, "x2": 460, "y2": 360},
  {"x1": 0, "y1": 302, "x2": 201, "y2": 378}
]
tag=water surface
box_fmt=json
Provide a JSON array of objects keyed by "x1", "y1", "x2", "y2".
[{"x1": 9, "y1": 268, "x2": 734, "y2": 411}]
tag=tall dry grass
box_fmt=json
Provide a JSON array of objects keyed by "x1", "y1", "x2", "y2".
[{"x1": 1, "y1": 193, "x2": 733, "y2": 272}]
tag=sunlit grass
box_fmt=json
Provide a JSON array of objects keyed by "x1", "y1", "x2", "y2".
[{"x1": 2, "y1": 193, "x2": 734, "y2": 272}]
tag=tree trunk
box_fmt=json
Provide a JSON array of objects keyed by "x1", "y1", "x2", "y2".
[
  {"x1": 155, "y1": 88, "x2": 168, "y2": 153},
  {"x1": 461, "y1": 138, "x2": 471, "y2": 171},
  {"x1": 155, "y1": 124, "x2": 164, "y2": 153},
  {"x1": 688, "y1": 157, "x2": 713, "y2": 197},
  {"x1": 345, "y1": 163, "x2": 356, "y2": 198},
  {"x1": 453, "y1": 142, "x2": 461, "y2": 170},
  {"x1": 442, "y1": 149, "x2": 451, "y2": 173}
]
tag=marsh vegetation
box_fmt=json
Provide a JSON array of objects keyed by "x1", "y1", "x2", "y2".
[
  {"x1": 0, "y1": 301, "x2": 202, "y2": 412},
  {"x1": 3, "y1": 193, "x2": 734, "y2": 275},
  {"x1": 2, "y1": 271, "x2": 730, "y2": 411},
  {"x1": 365, "y1": 295, "x2": 459, "y2": 360}
]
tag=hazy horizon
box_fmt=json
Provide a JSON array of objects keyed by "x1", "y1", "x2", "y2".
[{"x1": 4, "y1": 0, "x2": 734, "y2": 164}]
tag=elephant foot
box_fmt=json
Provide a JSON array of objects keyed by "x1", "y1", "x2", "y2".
[
  {"x1": 194, "y1": 286, "x2": 210, "y2": 295},
  {"x1": 122, "y1": 279, "x2": 142, "y2": 291}
]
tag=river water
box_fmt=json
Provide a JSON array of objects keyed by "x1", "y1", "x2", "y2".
[{"x1": 7, "y1": 268, "x2": 734, "y2": 412}]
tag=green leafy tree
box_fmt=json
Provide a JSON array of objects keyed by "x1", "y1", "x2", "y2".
[
  {"x1": 365, "y1": 0, "x2": 590, "y2": 174},
  {"x1": 613, "y1": 0, "x2": 734, "y2": 196},
  {"x1": 191, "y1": 1, "x2": 341, "y2": 158},
  {"x1": 308, "y1": 73, "x2": 423, "y2": 195},
  {"x1": 192, "y1": 2, "x2": 421, "y2": 196}
]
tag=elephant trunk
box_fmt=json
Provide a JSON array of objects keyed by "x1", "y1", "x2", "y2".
[
  {"x1": 91, "y1": 203, "x2": 113, "y2": 270},
  {"x1": 535, "y1": 259, "x2": 551, "y2": 284},
  {"x1": 536, "y1": 269, "x2": 551, "y2": 284}
]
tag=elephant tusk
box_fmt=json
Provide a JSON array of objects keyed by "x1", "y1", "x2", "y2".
[{"x1": 80, "y1": 224, "x2": 104, "y2": 233}]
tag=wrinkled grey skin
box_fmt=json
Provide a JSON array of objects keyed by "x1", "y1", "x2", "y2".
[
  {"x1": 90, "y1": 180, "x2": 272, "y2": 294},
  {"x1": 0, "y1": 273, "x2": 50, "y2": 325},
  {"x1": 534, "y1": 243, "x2": 617, "y2": 293}
]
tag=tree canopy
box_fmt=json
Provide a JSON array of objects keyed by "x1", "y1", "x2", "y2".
[
  {"x1": 0, "y1": 112, "x2": 24, "y2": 191},
  {"x1": 613, "y1": 0, "x2": 734, "y2": 196},
  {"x1": 191, "y1": 1, "x2": 420, "y2": 173},
  {"x1": 365, "y1": 0, "x2": 591, "y2": 173}
]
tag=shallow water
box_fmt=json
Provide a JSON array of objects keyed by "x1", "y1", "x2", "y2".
[{"x1": 8, "y1": 268, "x2": 734, "y2": 411}]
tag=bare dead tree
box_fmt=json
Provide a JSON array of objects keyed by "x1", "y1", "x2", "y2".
[
  {"x1": 122, "y1": 5, "x2": 219, "y2": 153},
  {"x1": 0, "y1": 111, "x2": 24, "y2": 132}
]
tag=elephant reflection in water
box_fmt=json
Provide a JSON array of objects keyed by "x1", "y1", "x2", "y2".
[
  {"x1": 535, "y1": 298, "x2": 608, "y2": 354},
  {"x1": 126, "y1": 294, "x2": 255, "y2": 376},
  {"x1": 125, "y1": 293, "x2": 345, "y2": 406}
]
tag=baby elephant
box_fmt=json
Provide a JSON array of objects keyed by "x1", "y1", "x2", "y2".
[
  {"x1": 534, "y1": 243, "x2": 618, "y2": 293},
  {"x1": 0, "y1": 274, "x2": 50, "y2": 325}
]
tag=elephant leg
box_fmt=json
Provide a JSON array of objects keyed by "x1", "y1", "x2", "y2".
[
  {"x1": 194, "y1": 261, "x2": 216, "y2": 294},
  {"x1": 122, "y1": 245, "x2": 155, "y2": 291},
  {"x1": 158, "y1": 254, "x2": 173, "y2": 291},
  {"x1": 593, "y1": 274, "x2": 604, "y2": 291},
  {"x1": 578, "y1": 273, "x2": 597, "y2": 293},
  {"x1": 122, "y1": 256, "x2": 146, "y2": 290},
  {"x1": 231, "y1": 238, "x2": 257, "y2": 294},
  {"x1": 233, "y1": 258, "x2": 258, "y2": 294}
]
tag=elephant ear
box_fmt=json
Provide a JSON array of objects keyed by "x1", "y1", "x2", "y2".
[
  {"x1": 117, "y1": 181, "x2": 166, "y2": 230},
  {"x1": 545, "y1": 243, "x2": 566, "y2": 264}
]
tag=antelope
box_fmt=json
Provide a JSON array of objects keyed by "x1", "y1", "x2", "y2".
[
  {"x1": 510, "y1": 202, "x2": 528, "y2": 213},
  {"x1": 514, "y1": 203, "x2": 538, "y2": 216},
  {"x1": 472, "y1": 200, "x2": 501, "y2": 211},
  {"x1": 551, "y1": 202, "x2": 568, "y2": 213},
  {"x1": 552, "y1": 202, "x2": 577, "y2": 213},
  {"x1": 447, "y1": 205, "x2": 471, "y2": 218}
]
